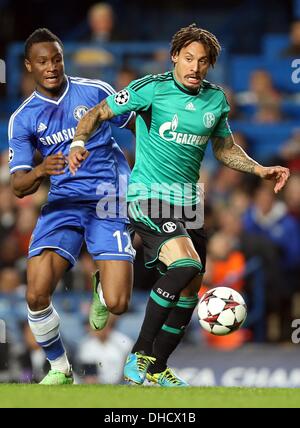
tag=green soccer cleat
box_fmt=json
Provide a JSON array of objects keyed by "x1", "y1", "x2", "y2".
[
  {"x1": 39, "y1": 369, "x2": 74, "y2": 385},
  {"x1": 146, "y1": 367, "x2": 189, "y2": 387},
  {"x1": 89, "y1": 271, "x2": 109, "y2": 330}
]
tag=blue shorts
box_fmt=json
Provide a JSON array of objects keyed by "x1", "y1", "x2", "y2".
[{"x1": 28, "y1": 201, "x2": 135, "y2": 267}]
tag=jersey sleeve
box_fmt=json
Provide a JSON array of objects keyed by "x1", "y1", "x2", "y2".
[
  {"x1": 211, "y1": 93, "x2": 232, "y2": 138},
  {"x1": 95, "y1": 80, "x2": 135, "y2": 129},
  {"x1": 8, "y1": 113, "x2": 35, "y2": 174},
  {"x1": 106, "y1": 75, "x2": 156, "y2": 116},
  {"x1": 110, "y1": 110, "x2": 136, "y2": 129}
]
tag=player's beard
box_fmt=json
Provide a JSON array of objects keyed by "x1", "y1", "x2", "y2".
[
  {"x1": 183, "y1": 81, "x2": 201, "y2": 93},
  {"x1": 184, "y1": 73, "x2": 204, "y2": 92}
]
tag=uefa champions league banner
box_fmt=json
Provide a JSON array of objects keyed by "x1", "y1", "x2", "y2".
[{"x1": 171, "y1": 345, "x2": 300, "y2": 388}]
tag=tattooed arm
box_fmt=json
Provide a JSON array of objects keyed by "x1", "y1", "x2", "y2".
[
  {"x1": 68, "y1": 100, "x2": 115, "y2": 175},
  {"x1": 211, "y1": 135, "x2": 260, "y2": 174},
  {"x1": 211, "y1": 134, "x2": 290, "y2": 193}
]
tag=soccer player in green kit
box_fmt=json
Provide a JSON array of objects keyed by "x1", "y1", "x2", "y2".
[{"x1": 69, "y1": 24, "x2": 290, "y2": 386}]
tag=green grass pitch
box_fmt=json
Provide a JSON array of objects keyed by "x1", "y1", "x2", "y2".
[{"x1": 0, "y1": 385, "x2": 300, "y2": 408}]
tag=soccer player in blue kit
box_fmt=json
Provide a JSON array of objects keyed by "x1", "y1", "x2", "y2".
[{"x1": 8, "y1": 28, "x2": 135, "y2": 384}]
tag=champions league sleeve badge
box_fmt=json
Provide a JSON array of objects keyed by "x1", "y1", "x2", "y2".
[
  {"x1": 114, "y1": 89, "x2": 130, "y2": 105},
  {"x1": 9, "y1": 147, "x2": 14, "y2": 163}
]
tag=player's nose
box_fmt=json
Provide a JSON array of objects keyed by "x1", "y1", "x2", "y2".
[
  {"x1": 190, "y1": 62, "x2": 199, "y2": 73},
  {"x1": 48, "y1": 61, "x2": 58, "y2": 72}
]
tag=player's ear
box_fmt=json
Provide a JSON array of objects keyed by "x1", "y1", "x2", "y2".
[
  {"x1": 24, "y1": 59, "x2": 32, "y2": 73},
  {"x1": 171, "y1": 54, "x2": 178, "y2": 64}
]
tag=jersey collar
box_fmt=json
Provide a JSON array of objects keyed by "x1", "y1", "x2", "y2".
[
  {"x1": 172, "y1": 71, "x2": 201, "y2": 96},
  {"x1": 34, "y1": 76, "x2": 70, "y2": 105}
]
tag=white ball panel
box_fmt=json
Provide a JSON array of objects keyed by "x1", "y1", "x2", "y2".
[
  {"x1": 199, "y1": 320, "x2": 212, "y2": 333},
  {"x1": 231, "y1": 289, "x2": 245, "y2": 305},
  {"x1": 198, "y1": 301, "x2": 208, "y2": 319},
  {"x1": 207, "y1": 297, "x2": 226, "y2": 315},
  {"x1": 235, "y1": 305, "x2": 247, "y2": 323},
  {"x1": 212, "y1": 287, "x2": 232, "y2": 299},
  {"x1": 211, "y1": 325, "x2": 231, "y2": 335},
  {"x1": 217, "y1": 308, "x2": 235, "y2": 326}
]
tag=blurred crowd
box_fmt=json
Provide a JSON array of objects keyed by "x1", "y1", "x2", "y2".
[{"x1": 0, "y1": 2, "x2": 300, "y2": 384}]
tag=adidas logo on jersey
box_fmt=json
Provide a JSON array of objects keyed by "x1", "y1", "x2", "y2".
[
  {"x1": 37, "y1": 122, "x2": 47, "y2": 133},
  {"x1": 185, "y1": 102, "x2": 196, "y2": 111}
]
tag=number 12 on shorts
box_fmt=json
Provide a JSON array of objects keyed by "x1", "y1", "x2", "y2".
[{"x1": 113, "y1": 230, "x2": 135, "y2": 256}]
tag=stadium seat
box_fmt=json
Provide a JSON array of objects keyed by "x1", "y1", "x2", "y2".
[
  {"x1": 262, "y1": 34, "x2": 289, "y2": 58},
  {"x1": 230, "y1": 55, "x2": 299, "y2": 93},
  {"x1": 230, "y1": 120, "x2": 297, "y2": 161}
]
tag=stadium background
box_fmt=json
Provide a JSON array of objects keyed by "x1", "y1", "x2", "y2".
[{"x1": 0, "y1": 0, "x2": 299, "y2": 387}]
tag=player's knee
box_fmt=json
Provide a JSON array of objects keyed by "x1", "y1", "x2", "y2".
[
  {"x1": 26, "y1": 290, "x2": 51, "y2": 311},
  {"x1": 181, "y1": 273, "x2": 204, "y2": 296},
  {"x1": 105, "y1": 295, "x2": 129, "y2": 315}
]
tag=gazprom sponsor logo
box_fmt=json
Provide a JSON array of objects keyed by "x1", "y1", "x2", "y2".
[
  {"x1": 39, "y1": 127, "x2": 76, "y2": 145},
  {"x1": 159, "y1": 114, "x2": 209, "y2": 147}
]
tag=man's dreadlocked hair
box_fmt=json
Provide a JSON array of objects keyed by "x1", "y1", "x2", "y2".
[{"x1": 170, "y1": 24, "x2": 221, "y2": 67}]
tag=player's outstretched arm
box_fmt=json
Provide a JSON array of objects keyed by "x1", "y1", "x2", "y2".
[
  {"x1": 211, "y1": 135, "x2": 290, "y2": 193},
  {"x1": 11, "y1": 152, "x2": 66, "y2": 198},
  {"x1": 69, "y1": 100, "x2": 115, "y2": 175}
]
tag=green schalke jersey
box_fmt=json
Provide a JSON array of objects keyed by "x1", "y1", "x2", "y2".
[{"x1": 106, "y1": 71, "x2": 232, "y2": 206}]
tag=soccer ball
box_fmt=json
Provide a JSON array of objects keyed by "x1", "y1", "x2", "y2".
[{"x1": 198, "y1": 287, "x2": 247, "y2": 336}]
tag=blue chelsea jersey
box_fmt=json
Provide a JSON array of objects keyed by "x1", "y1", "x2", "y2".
[{"x1": 8, "y1": 76, "x2": 134, "y2": 202}]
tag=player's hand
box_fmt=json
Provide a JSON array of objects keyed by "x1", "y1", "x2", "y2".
[
  {"x1": 36, "y1": 151, "x2": 67, "y2": 177},
  {"x1": 68, "y1": 146, "x2": 89, "y2": 176},
  {"x1": 256, "y1": 165, "x2": 290, "y2": 193}
]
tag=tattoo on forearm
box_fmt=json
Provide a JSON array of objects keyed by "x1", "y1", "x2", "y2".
[
  {"x1": 212, "y1": 135, "x2": 259, "y2": 174},
  {"x1": 74, "y1": 100, "x2": 114, "y2": 143}
]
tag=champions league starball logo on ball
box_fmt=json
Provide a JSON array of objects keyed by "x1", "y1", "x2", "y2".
[{"x1": 198, "y1": 287, "x2": 247, "y2": 335}]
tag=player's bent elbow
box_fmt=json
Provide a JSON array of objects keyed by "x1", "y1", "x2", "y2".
[
  {"x1": 10, "y1": 179, "x2": 25, "y2": 198},
  {"x1": 12, "y1": 187, "x2": 25, "y2": 198}
]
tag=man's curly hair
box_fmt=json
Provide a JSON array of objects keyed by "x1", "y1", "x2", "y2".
[{"x1": 170, "y1": 23, "x2": 221, "y2": 67}]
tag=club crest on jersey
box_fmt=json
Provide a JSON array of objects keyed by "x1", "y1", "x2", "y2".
[
  {"x1": 203, "y1": 112, "x2": 215, "y2": 128},
  {"x1": 114, "y1": 89, "x2": 130, "y2": 105},
  {"x1": 73, "y1": 105, "x2": 89, "y2": 121},
  {"x1": 162, "y1": 222, "x2": 177, "y2": 233},
  {"x1": 8, "y1": 148, "x2": 14, "y2": 163}
]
